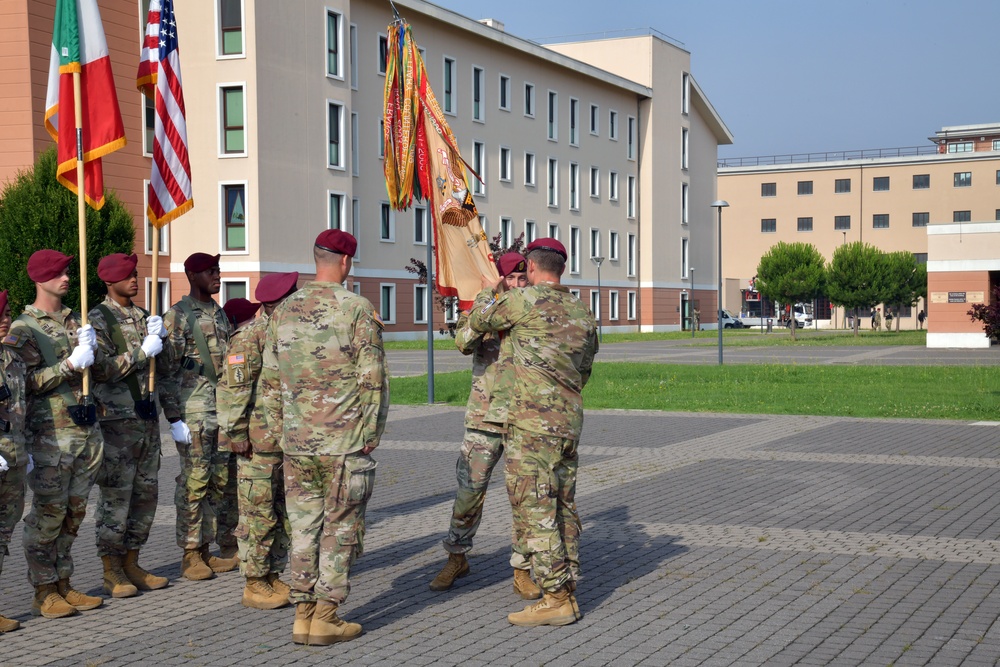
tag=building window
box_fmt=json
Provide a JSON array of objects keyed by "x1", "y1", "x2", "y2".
[
  {"x1": 626, "y1": 116, "x2": 636, "y2": 160},
  {"x1": 524, "y1": 152, "x2": 536, "y2": 186},
  {"x1": 589, "y1": 228, "x2": 600, "y2": 258},
  {"x1": 414, "y1": 284, "x2": 427, "y2": 324},
  {"x1": 953, "y1": 210, "x2": 971, "y2": 222},
  {"x1": 377, "y1": 34, "x2": 388, "y2": 75},
  {"x1": 609, "y1": 171, "x2": 619, "y2": 200},
  {"x1": 222, "y1": 279, "x2": 248, "y2": 304},
  {"x1": 547, "y1": 91, "x2": 558, "y2": 141},
  {"x1": 948, "y1": 141, "x2": 973, "y2": 153},
  {"x1": 443, "y1": 57, "x2": 455, "y2": 114},
  {"x1": 379, "y1": 284, "x2": 395, "y2": 324},
  {"x1": 834, "y1": 215, "x2": 851, "y2": 230},
  {"x1": 499, "y1": 146, "x2": 511, "y2": 182},
  {"x1": 378, "y1": 119, "x2": 385, "y2": 159},
  {"x1": 414, "y1": 206, "x2": 427, "y2": 244},
  {"x1": 525, "y1": 220, "x2": 537, "y2": 243},
  {"x1": 954, "y1": 171, "x2": 972, "y2": 187},
  {"x1": 351, "y1": 198, "x2": 360, "y2": 259},
  {"x1": 328, "y1": 192, "x2": 344, "y2": 231},
  {"x1": 499, "y1": 74, "x2": 510, "y2": 111},
  {"x1": 219, "y1": 0, "x2": 243, "y2": 56},
  {"x1": 569, "y1": 289, "x2": 580, "y2": 299},
  {"x1": 472, "y1": 66, "x2": 484, "y2": 121},
  {"x1": 590, "y1": 291, "x2": 600, "y2": 320},
  {"x1": 627, "y1": 290, "x2": 637, "y2": 320},
  {"x1": 472, "y1": 141, "x2": 485, "y2": 195},
  {"x1": 326, "y1": 10, "x2": 341, "y2": 77},
  {"x1": 761, "y1": 218, "x2": 776, "y2": 233},
  {"x1": 524, "y1": 82, "x2": 534, "y2": 117},
  {"x1": 547, "y1": 222, "x2": 559, "y2": 239},
  {"x1": 609, "y1": 231, "x2": 619, "y2": 261},
  {"x1": 609, "y1": 110, "x2": 618, "y2": 140},
  {"x1": 479, "y1": 215, "x2": 488, "y2": 235},
  {"x1": 351, "y1": 112, "x2": 360, "y2": 176},
  {"x1": 590, "y1": 104, "x2": 599, "y2": 135},
  {"x1": 222, "y1": 183, "x2": 246, "y2": 251},
  {"x1": 220, "y1": 85, "x2": 245, "y2": 155},
  {"x1": 834, "y1": 178, "x2": 851, "y2": 193},
  {"x1": 380, "y1": 202, "x2": 395, "y2": 241},
  {"x1": 569, "y1": 227, "x2": 580, "y2": 273},
  {"x1": 143, "y1": 180, "x2": 169, "y2": 254},
  {"x1": 797, "y1": 181, "x2": 813, "y2": 195},
  {"x1": 873, "y1": 176, "x2": 889, "y2": 191},
  {"x1": 873, "y1": 214, "x2": 889, "y2": 229},
  {"x1": 569, "y1": 98, "x2": 579, "y2": 145},
  {"x1": 913, "y1": 174, "x2": 930, "y2": 189},
  {"x1": 142, "y1": 94, "x2": 154, "y2": 156},
  {"x1": 444, "y1": 297, "x2": 458, "y2": 323},
  {"x1": 912, "y1": 212, "x2": 929, "y2": 227},
  {"x1": 681, "y1": 127, "x2": 689, "y2": 169},
  {"x1": 569, "y1": 163, "x2": 579, "y2": 210},
  {"x1": 609, "y1": 291, "x2": 619, "y2": 320},
  {"x1": 349, "y1": 24, "x2": 358, "y2": 88},
  {"x1": 996, "y1": 170, "x2": 1000, "y2": 185},
  {"x1": 682, "y1": 73, "x2": 690, "y2": 114},
  {"x1": 797, "y1": 217, "x2": 813, "y2": 232},
  {"x1": 626, "y1": 175, "x2": 636, "y2": 218},
  {"x1": 589, "y1": 167, "x2": 599, "y2": 198},
  {"x1": 681, "y1": 238, "x2": 689, "y2": 277},
  {"x1": 627, "y1": 233, "x2": 636, "y2": 276},
  {"x1": 500, "y1": 217, "x2": 513, "y2": 247},
  {"x1": 994, "y1": 140, "x2": 1000, "y2": 151},
  {"x1": 914, "y1": 253, "x2": 927, "y2": 264},
  {"x1": 547, "y1": 158, "x2": 558, "y2": 207},
  {"x1": 145, "y1": 278, "x2": 170, "y2": 316},
  {"x1": 327, "y1": 101, "x2": 343, "y2": 169},
  {"x1": 681, "y1": 183, "x2": 689, "y2": 225},
  {"x1": 761, "y1": 182, "x2": 776, "y2": 197}
]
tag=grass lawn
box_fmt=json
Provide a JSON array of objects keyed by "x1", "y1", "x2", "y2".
[{"x1": 392, "y1": 362, "x2": 999, "y2": 421}]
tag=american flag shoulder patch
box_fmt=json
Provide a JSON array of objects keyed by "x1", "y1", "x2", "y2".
[{"x1": 228, "y1": 354, "x2": 245, "y2": 365}]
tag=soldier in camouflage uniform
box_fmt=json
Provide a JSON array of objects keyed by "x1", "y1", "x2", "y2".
[
  {"x1": 430, "y1": 253, "x2": 541, "y2": 599},
  {"x1": 0, "y1": 290, "x2": 28, "y2": 632},
  {"x1": 218, "y1": 275, "x2": 297, "y2": 610},
  {"x1": 6, "y1": 250, "x2": 107, "y2": 619},
  {"x1": 261, "y1": 230, "x2": 387, "y2": 645},
  {"x1": 158, "y1": 252, "x2": 237, "y2": 581},
  {"x1": 89, "y1": 253, "x2": 168, "y2": 598},
  {"x1": 469, "y1": 238, "x2": 598, "y2": 627}
]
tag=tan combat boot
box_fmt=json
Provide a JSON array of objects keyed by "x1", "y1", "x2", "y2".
[
  {"x1": 200, "y1": 543, "x2": 239, "y2": 573},
  {"x1": 567, "y1": 580, "x2": 582, "y2": 620},
  {"x1": 513, "y1": 569, "x2": 542, "y2": 600},
  {"x1": 0, "y1": 613, "x2": 21, "y2": 632},
  {"x1": 242, "y1": 576, "x2": 290, "y2": 609},
  {"x1": 102, "y1": 555, "x2": 139, "y2": 598},
  {"x1": 181, "y1": 548, "x2": 214, "y2": 581},
  {"x1": 266, "y1": 572, "x2": 291, "y2": 598},
  {"x1": 123, "y1": 549, "x2": 169, "y2": 591},
  {"x1": 508, "y1": 585, "x2": 576, "y2": 627},
  {"x1": 31, "y1": 583, "x2": 77, "y2": 619},
  {"x1": 308, "y1": 600, "x2": 362, "y2": 645},
  {"x1": 429, "y1": 552, "x2": 469, "y2": 591},
  {"x1": 56, "y1": 579, "x2": 103, "y2": 611},
  {"x1": 292, "y1": 602, "x2": 315, "y2": 645}
]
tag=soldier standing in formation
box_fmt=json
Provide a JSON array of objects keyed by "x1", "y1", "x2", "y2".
[
  {"x1": 430, "y1": 252, "x2": 541, "y2": 600},
  {"x1": 89, "y1": 253, "x2": 168, "y2": 598},
  {"x1": 469, "y1": 238, "x2": 598, "y2": 627},
  {"x1": 7, "y1": 250, "x2": 106, "y2": 618},
  {"x1": 218, "y1": 273, "x2": 297, "y2": 610},
  {"x1": 262, "y1": 230, "x2": 388, "y2": 645},
  {"x1": 159, "y1": 253, "x2": 237, "y2": 581},
  {"x1": 0, "y1": 290, "x2": 27, "y2": 631}
]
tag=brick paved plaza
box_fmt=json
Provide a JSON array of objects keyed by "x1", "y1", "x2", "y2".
[{"x1": 3, "y1": 399, "x2": 1000, "y2": 665}]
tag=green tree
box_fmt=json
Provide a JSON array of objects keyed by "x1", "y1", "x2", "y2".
[
  {"x1": 826, "y1": 241, "x2": 886, "y2": 337},
  {"x1": 755, "y1": 241, "x2": 825, "y2": 340},
  {"x1": 880, "y1": 252, "x2": 927, "y2": 331},
  {"x1": 0, "y1": 148, "x2": 135, "y2": 315}
]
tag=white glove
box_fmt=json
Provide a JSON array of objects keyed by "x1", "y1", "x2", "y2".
[
  {"x1": 76, "y1": 324, "x2": 96, "y2": 349},
  {"x1": 68, "y1": 344, "x2": 95, "y2": 370},
  {"x1": 0, "y1": 453, "x2": 8, "y2": 472},
  {"x1": 170, "y1": 420, "x2": 192, "y2": 444},
  {"x1": 147, "y1": 315, "x2": 167, "y2": 339},
  {"x1": 26, "y1": 454, "x2": 33, "y2": 474},
  {"x1": 140, "y1": 334, "x2": 163, "y2": 358}
]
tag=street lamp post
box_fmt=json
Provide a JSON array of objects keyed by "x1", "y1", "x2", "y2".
[
  {"x1": 593, "y1": 256, "x2": 605, "y2": 342},
  {"x1": 690, "y1": 266, "x2": 695, "y2": 338},
  {"x1": 711, "y1": 200, "x2": 729, "y2": 365}
]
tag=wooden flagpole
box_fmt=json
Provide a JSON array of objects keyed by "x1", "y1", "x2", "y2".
[
  {"x1": 73, "y1": 70, "x2": 91, "y2": 398},
  {"x1": 149, "y1": 224, "x2": 159, "y2": 392}
]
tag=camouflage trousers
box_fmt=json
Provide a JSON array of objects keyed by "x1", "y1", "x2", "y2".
[
  {"x1": 173, "y1": 414, "x2": 238, "y2": 550},
  {"x1": 504, "y1": 426, "x2": 581, "y2": 593},
  {"x1": 284, "y1": 452, "x2": 376, "y2": 605},
  {"x1": 444, "y1": 428, "x2": 529, "y2": 569},
  {"x1": 23, "y1": 424, "x2": 104, "y2": 586},
  {"x1": 95, "y1": 418, "x2": 161, "y2": 557},
  {"x1": 0, "y1": 462, "x2": 27, "y2": 579},
  {"x1": 235, "y1": 452, "x2": 290, "y2": 578}
]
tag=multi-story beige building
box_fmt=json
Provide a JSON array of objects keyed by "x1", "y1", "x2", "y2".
[{"x1": 718, "y1": 123, "x2": 1000, "y2": 336}]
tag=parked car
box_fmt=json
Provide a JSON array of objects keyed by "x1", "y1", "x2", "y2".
[{"x1": 720, "y1": 310, "x2": 746, "y2": 329}]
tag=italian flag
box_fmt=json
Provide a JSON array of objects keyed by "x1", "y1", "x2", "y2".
[{"x1": 44, "y1": 0, "x2": 126, "y2": 210}]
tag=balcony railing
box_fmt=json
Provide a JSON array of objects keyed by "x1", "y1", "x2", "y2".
[{"x1": 719, "y1": 145, "x2": 939, "y2": 169}]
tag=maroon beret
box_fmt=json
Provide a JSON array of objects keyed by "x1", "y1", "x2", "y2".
[
  {"x1": 223, "y1": 298, "x2": 261, "y2": 326},
  {"x1": 497, "y1": 252, "x2": 527, "y2": 277},
  {"x1": 27, "y1": 249, "x2": 73, "y2": 283},
  {"x1": 525, "y1": 237, "x2": 567, "y2": 260},
  {"x1": 97, "y1": 253, "x2": 138, "y2": 283},
  {"x1": 314, "y1": 229, "x2": 357, "y2": 258},
  {"x1": 184, "y1": 252, "x2": 220, "y2": 273},
  {"x1": 0, "y1": 290, "x2": 8, "y2": 315},
  {"x1": 255, "y1": 272, "x2": 299, "y2": 303}
]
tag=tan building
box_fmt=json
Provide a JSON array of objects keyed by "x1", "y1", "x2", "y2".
[
  {"x1": 718, "y1": 123, "x2": 1000, "y2": 336},
  {"x1": 926, "y1": 221, "x2": 998, "y2": 348}
]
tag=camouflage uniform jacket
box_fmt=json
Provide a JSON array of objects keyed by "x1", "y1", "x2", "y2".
[
  {"x1": 89, "y1": 296, "x2": 154, "y2": 421},
  {"x1": 0, "y1": 344, "x2": 27, "y2": 466},
  {"x1": 468, "y1": 283, "x2": 598, "y2": 440},
  {"x1": 261, "y1": 281, "x2": 388, "y2": 456},
  {"x1": 217, "y1": 315, "x2": 277, "y2": 452},
  {"x1": 454, "y1": 313, "x2": 503, "y2": 434},
  {"x1": 4, "y1": 305, "x2": 113, "y2": 432},
  {"x1": 158, "y1": 295, "x2": 232, "y2": 420}
]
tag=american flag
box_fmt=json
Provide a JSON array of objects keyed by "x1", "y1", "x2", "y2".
[{"x1": 136, "y1": 0, "x2": 193, "y2": 227}]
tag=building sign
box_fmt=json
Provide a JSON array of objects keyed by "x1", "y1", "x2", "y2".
[
  {"x1": 930, "y1": 292, "x2": 948, "y2": 303},
  {"x1": 947, "y1": 292, "x2": 967, "y2": 303},
  {"x1": 967, "y1": 291, "x2": 985, "y2": 303}
]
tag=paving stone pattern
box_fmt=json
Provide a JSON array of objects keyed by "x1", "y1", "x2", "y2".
[{"x1": 2, "y1": 405, "x2": 1000, "y2": 665}]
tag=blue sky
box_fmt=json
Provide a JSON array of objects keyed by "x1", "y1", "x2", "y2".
[{"x1": 427, "y1": 0, "x2": 1000, "y2": 158}]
